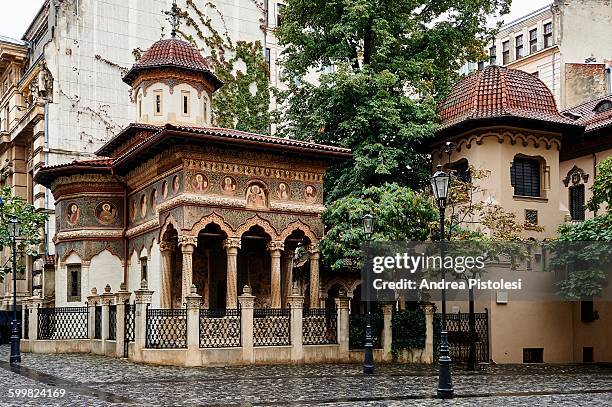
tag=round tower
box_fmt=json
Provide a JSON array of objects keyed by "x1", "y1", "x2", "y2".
[{"x1": 122, "y1": 38, "x2": 223, "y2": 127}]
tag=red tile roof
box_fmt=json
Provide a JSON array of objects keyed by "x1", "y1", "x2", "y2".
[
  {"x1": 561, "y1": 94, "x2": 612, "y2": 133},
  {"x1": 438, "y1": 66, "x2": 576, "y2": 132},
  {"x1": 123, "y1": 38, "x2": 222, "y2": 89},
  {"x1": 111, "y1": 124, "x2": 352, "y2": 169}
]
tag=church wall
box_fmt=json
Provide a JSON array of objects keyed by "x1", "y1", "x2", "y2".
[
  {"x1": 56, "y1": 252, "x2": 87, "y2": 307},
  {"x1": 89, "y1": 250, "x2": 124, "y2": 296},
  {"x1": 127, "y1": 250, "x2": 141, "y2": 303}
]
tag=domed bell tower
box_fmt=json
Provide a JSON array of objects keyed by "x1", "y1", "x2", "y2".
[{"x1": 122, "y1": 2, "x2": 223, "y2": 127}]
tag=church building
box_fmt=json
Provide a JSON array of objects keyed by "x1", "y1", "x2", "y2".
[{"x1": 35, "y1": 35, "x2": 351, "y2": 310}]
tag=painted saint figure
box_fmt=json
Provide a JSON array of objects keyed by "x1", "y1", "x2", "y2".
[
  {"x1": 222, "y1": 176, "x2": 236, "y2": 194},
  {"x1": 162, "y1": 180, "x2": 168, "y2": 198},
  {"x1": 277, "y1": 182, "x2": 290, "y2": 200},
  {"x1": 172, "y1": 175, "x2": 180, "y2": 193},
  {"x1": 67, "y1": 203, "x2": 80, "y2": 226},
  {"x1": 192, "y1": 173, "x2": 208, "y2": 192},
  {"x1": 97, "y1": 202, "x2": 116, "y2": 224},
  {"x1": 305, "y1": 185, "x2": 317, "y2": 202},
  {"x1": 246, "y1": 184, "x2": 267, "y2": 208}
]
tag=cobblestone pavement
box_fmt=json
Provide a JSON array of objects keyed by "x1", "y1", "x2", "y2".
[{"x1": 0, "y1": 346, "x2": 611, "y2": 406}]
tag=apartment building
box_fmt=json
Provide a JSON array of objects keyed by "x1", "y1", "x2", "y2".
[{"x1": 463, "y1": 0, "x2": 612, "y2": 110}]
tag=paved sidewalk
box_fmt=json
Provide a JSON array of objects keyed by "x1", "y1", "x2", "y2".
[{"x1": 0, "y1": 346, "x2": 611, "y2": 406}]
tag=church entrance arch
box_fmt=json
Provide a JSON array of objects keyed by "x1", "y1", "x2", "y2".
[{"x1": 194, "y1": 223, "x2": 228, "y2": 309}]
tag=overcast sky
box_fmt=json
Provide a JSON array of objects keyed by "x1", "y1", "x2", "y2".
[{"x1": 1, "y1": 0, "x2": 553, "y2": 40}]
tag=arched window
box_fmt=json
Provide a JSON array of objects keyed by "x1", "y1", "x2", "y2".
[{"x1": 511, "y1": 156, "x2": 541, "y2": 197}]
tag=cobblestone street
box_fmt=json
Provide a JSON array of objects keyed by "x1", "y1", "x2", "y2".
[{"x1": 0, "y1": 346, "x2": 611, "y2": 406}]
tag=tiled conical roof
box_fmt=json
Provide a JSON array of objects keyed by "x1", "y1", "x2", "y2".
[
  {"x1": 437, "y1": 65, "x2": 575, "y2": 132},
  {"x1": 123, "y1": 38, "x2": 222, "y2": 90}
]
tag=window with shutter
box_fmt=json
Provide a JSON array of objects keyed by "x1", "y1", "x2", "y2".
[
  {"x1": 511, "y1": 158, "x2": 541, "y2": 197},
  {"x1": 569, "y1": 184, "x2": 585, "y2": 221}
]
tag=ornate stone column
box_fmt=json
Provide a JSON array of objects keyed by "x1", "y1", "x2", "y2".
[
  {"x1": 159, "y1": 241, "x2": 175, "y2": 309},
  {"x1": 268, "y1": 241, "x2": 284, "y2": 309},
  {"x1": 308, "y1": 243, "x2": 320, "y2": 309},
  {"x1": 224, "y1": 238, "x2": 241, "y2": 309},
  {"x1": 281, "y1": 249, "x2": 294, "y2": 308},
  {"x1": 179, "y1": 236, "x2": 197, "y2": 306}
]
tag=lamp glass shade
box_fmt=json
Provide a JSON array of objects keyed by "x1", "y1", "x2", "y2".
[
  {"x1": 362, "y1": 213, "x2": 374, "y2": 235},
  {"x1": 9, "y1": 218, "x2": 20, "y2": 239},
  {"x1": 430, "y1": 170, "x2": 451, "y2": 203}
]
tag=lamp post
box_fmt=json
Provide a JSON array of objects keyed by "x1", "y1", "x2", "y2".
[
  {"x1": 430, "y1": 165, "x2": 453, "y2": 399},
  {"x1": 9, "y1": 217, "x2": 21, "y2": 365},
  {"x1": 362, "y1": 213, "x2": 374, "y2": 374}
]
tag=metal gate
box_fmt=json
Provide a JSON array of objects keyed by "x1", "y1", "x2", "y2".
[
  {"x1": 434, "y1": 309, "x2": 489, "y2": 366},
  {"x1": 124, "y1": 303, "x2": 135, "y2": 357}
]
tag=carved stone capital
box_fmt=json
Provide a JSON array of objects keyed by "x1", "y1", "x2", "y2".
[
  {"x1": 223, "y1": 237, "x2": 241, "y2": 251},
  {"x1": 307, "y1": 243, "x2": 319, "y2": 254},
  {"x1": 178, "y1": 235, "x2": 197, "y2": 251},
  {"x1": 267, "y1": 240, "x2": 284, "y2": 253},
  {"x1": 159, "y1": 241, "x2": 175, "y2": 253}
]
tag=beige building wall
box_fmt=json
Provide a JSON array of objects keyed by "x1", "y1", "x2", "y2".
[{"x1": 434, "y1": 127, "x2": 564, "y2": 238}]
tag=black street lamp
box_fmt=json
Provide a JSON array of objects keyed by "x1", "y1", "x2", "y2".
[
  {"x1": 430, "y1": 165, "x2": 453, "y2": 399},
  {"x1": 8, "y1": 216, "x2": 21, "y2": 365},
  {"x1": 362, "y1": 213, "x2": 374, "y2": 374}
]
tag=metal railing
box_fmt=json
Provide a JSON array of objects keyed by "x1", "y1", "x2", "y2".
[
  {"x1": 145, "y1": 308, "x2": 187, "y2": 349},
  {"x1": 303, "y1": 307, "x2": 337, "y2": 345},
  {"x1": 199, "y1": 308, "x2": 241, "y2": 348},
  {"x1": 108, "y1": 305, "x2": 117, "y2": 340},
  {"x1": 124, "y1": 303, "x2": 135, "y2": 357},
  {"x1": 38, "y1": 307, "x2": 88, "y2": 340},
  {"x1": 94, "y1": 306, "x2": 102, "y2": 339},
  {"x1": 23, "y1": 307, "x2": 29, "y2": 340},
  {"x1": 253, "y1": 308, "x2": 290, "y2": 346}
]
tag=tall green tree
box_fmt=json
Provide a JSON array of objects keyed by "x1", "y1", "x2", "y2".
[
  {"x1": 320, "y1": 183, "x2": 436, "y2": 271},
  {"x1": 275, "y1": 0, "x2": 511, "y2": 202},
  {"x1": 0, "y1": 187, "x2": 48, "y2": 277}
]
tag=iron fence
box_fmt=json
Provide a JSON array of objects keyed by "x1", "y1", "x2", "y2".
[
  {"x1": 23, "y1": 307, "x2": 29, "y2": 340},
  {"x1": 124, "y1": 303, "x2": 135, "y2": 357},
  {"x1": 253, "y1": 308, "x2": 290, "y2": 346},
  {"x1": 38, "y1": 307, "x2": 88, "y2": 340},
  {"x1": 108, "y1": 305, "x2": 117, "y2": 340},
  {"x1": 145, "y1": 307, "x2": 187, "y2": 349},
  {"x1": 199, "y1": 308, "x2": 241, "y2": 348},
  {"x1": 94, "y1": 306, "x2": 102, "y2": 339},
  {"x1": 303, "y1": 308, "x2": 337, "y2": 345},
  {"x1": 434, "y1": 310, "x2": 490, "y2": 366}
]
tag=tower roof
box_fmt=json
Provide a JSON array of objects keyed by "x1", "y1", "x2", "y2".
[
  {"x1": 437, "y1": 65, "x2": 577, "y2": 134},
  {"x1": 122, "y1": 38, "x2": 223, "y2": 90}
]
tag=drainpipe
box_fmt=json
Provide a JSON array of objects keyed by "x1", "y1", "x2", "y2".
[
  {"x1": 592, "y1": 153, "x2": 597, "y2": 216},
  {"x1": 111, "y1": 168, "x2": 128, "y2": 285}
]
